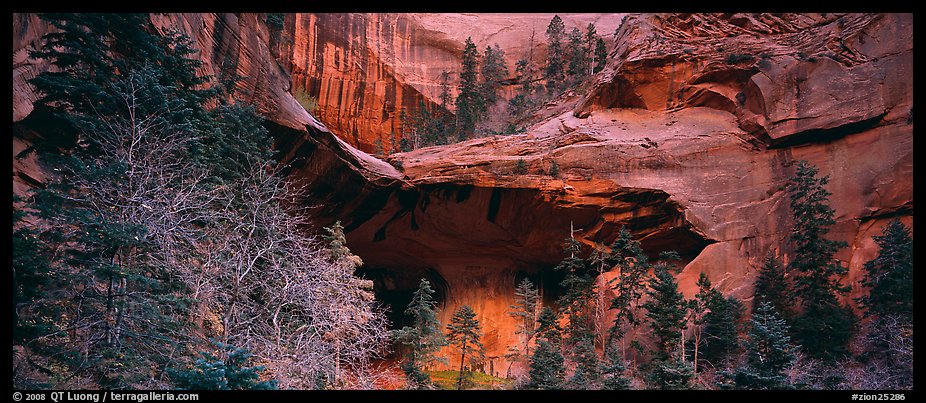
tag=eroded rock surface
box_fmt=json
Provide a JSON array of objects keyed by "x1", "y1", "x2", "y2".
[{"x1": 11, "y1": 13, "x2": 913, "y2": 378}]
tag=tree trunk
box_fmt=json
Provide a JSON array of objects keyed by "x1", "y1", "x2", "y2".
[{"x1": 457, "y1": 349, "x2": 466, "y2": 390}]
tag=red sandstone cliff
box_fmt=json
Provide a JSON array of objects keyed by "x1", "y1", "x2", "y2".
[
  {"x1": 12, "y1": 13, "x2": 913, "y2": 379},
  {"x1": 280, "y1": 13, "x2": 625, "y2": 152}
]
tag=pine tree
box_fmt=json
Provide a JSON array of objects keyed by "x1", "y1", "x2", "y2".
[
  {"x1": 754, "y1": 254, "x2": 791, "y2": 319},
  {"x1": 554, "y1": 236, "x2": 595, "y2": 353},
  {"x1": 687, "y1": 273, "x2": 714, "y2": 375},
  {"x1": 593, "y1": 37, "x2": 608, "y2": 74},
  {"x1": 859, "y1": 220, "x2": 913, "y2": 320},
  {"x1": 528, "y1": 307, "x2": 566, "y2": 390},
  {"x1": 606, "y1": 227, "x2": 652, "y2": 366},
  {"x1": 549, "y1": 160, "x2": 560, "y2": 178},
  {"x1": 721, "y1": 300, "x2": 796, "y2": 390},
  {"x1": 439, "y1": 70, "x2": 454, "y2": 109},
  {"x1": 786, "y1": 160, "x2": 854, "y2": 360},
  {"x1": 648, "y1": 356, "x2": 693, "y2": 390},
  {"x1": 393, "y1": 279, "x2": 448, "y2": 389},
  {"x1": 446, "y1": 305, "x2": 485, "y2": 389},
  {"x1": 566, "y1": 27, "x2": 587, "y2": 83},
  {"x1": 544, "y1": 15, "x2": 566, "y2": 93},
  {"x1": 480, "y1": 44, "x2": 508, "y2": 106},
  {"x1": 508, "y1": 278, "x2": 541, "y2": 365},
  {"x1": 583, "y1": 23, "x2": 598, "y2": 76},
  {"x1": 568, "y1": 337, "x2": 601, "y2": 389},
  {"x1": 170, "y1": 342, "x2": 277, "y2": 390},
  {"x1": 701, "y1": 295, "x2": 744, "y2": 365},
  {"x1": 601, "y1": 341, "x2": 631, "y2": 390},
  {"x1": 514, "y1": 158, "x2": 528, "y2": 174},
  {"x1": 455, "y1": 37, "x2": 483, "y2": 140},
  {"x1": 642, "y1": 256, "x2": 688, "y2": 360}
]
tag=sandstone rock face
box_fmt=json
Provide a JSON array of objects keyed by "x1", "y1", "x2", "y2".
[
  {"x1": 347, "y1": 13, "x2": 912, "y2": 374},
  {"x1": 11, "y1": 13, "x2": 913, "y2": 380},
  {"x1": 281, "y1": 13, "x2": 626, "y2": 152}
]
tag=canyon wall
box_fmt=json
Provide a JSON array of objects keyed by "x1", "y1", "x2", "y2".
[
  {"x1": 281, "y1": 13, "x2": 625, "y2": 152},
  {"x1": 12, "y1": 13, "x2": 913, "y2": 379}
]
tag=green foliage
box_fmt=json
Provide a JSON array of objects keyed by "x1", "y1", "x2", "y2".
[
  {"x1": 446, "y1": 305, "x2": 485, "y2": 389},
  {"x1": 12, "y1": 200, "x2": 57, "y2": 342},
  {"x1": 701, "y1": 294, "x2": 744, "y2": 364},
  {"x1": 549, "y1": 160, "x2": 560, "y2": 178},
  {"x1": 513, "y1": 158, "x2": 528, "y2": 174},
  {"x1": 859, "y1": 220, "x2": 913, "y2": 320},
  {"x1": 480, "y1": 44, "x2": 508, "y2": 105},
  {"x1": 294, "y1": 87, "x2": 318, "y2": 115},
  {"x1": 601, "y1": 341, "x2": 631, "y2": 390},
  {"x1": 170, "y1": 342, "x2": 277, "y2": 390},
  {"x1": 755, "y1": 255, "x2": 791, "y2": 319},
  {"x1": 568, "y1": 337, "x2": 601, "y2": 389},
  {"x1": 528, "y1": 307, "x2": 566, "y2": 390},
  {"x1": 566, "y1": 27, "x2": 588, "y2": 82},
  {"x1": 594, "y1": 37, "x2": 608, "y2": 73},
  {"x1": 725, "y1": 53, "x2": 755, "y2": 65},
  {"x1": 508, "y1": 278, "x2": 541, "y2": 364},
  {"x1": 554, "y1": 237, "x2": 596, "y2": 352},
  {"x1": 720, "y1": 300, "x2": 796, "y2": 390},
  {"x1": 393, "y1": 279, "x2": 448, "y2": 390},
  {"x1": 544, "y1": 15, "x2": 566, "y2": 93},
  {"x1": 643, "y1": 259, "x2": 687, "y2": 359},
  {"x1": 606, "y1": 227, "x2": 651, "y2": 343},
  {"x1": 786, "y1": 160, "x2": 854, "y2": 360},
  {"x1": 196, "y1": 103, "x2": 274, "y2": 184},
  {"x1": 455, "y1": 37, "x2": 485, "y2": 140},
  {"x1": 400, "y1": 100, "x2": 453, "y2": 149},
  {"x1": 647, "y1": 356, "x2": 693, "y2": 390}
]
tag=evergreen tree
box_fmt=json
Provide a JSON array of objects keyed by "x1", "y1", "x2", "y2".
[
  {"x1": 170, "y1": 342, "x2": 277, "y2": 390},
  {"x1": 859, "y1": 220, "x2": 913, "y2": 320},
  {"x1": 606, "y1": 227, "x2": 651, "y2": 348},
  {"x1": 439, "y1": 70, "x2": 454, "y2": 109},
  {"x1": 786, "y1": 160, "x2": 854, "y2": 360},
  {"x1": 583, "y1": 23, "x2": 598, "y2": 76},
  {"x1": 593, "y1": 37, "x2": 608, "y2": 74},
  {"x1": 544, "y1": 15, "x2": 566, "y2": 93},
  {"x1": 642, "y1": 255, "x2": 688, "y2": 360},
  {"x1": 754, "y1": 254, "x2": 792, "y2": 319},
  {"x1": 720, "y1": 300, "x2": 796, "y2": 390},
  {"x1": 508, "y1": 278, "x2": 541, "y2": 365},
  {"x1": 601, "y1": 341, "x2": 631, "y2": 390},
  {"x1": 554, "y1": 236, "x2": 595, "y2": 353},
  {"x1": 393, "y1": 279, "x2": 448, "y2": 389},
  {"x1": 701, "y1": 295, "x2": 744, "y2": 365},
  {"x1": 480, "y1": 44, "x2": 508, "y2": 106},
  {"x1": 687, "y1": 273, "x2": 714, "y2": 375},
  {"x1": 455, "y1": 37, "x2": 483, "y2": 140},
  {"x1": 568, "y1": 337, "x2": 601, "y2": 389},
  {"x1": 528, "y1": 307, "x2": 566, "y2": 390},
  {"x1": 549, "y1": 160, "x2": 560, "y2": 178},
  {"x1": 514, "y1": 158, "x2": 528, "y2": 174},
  {"x1": 566, "y1": 27, "x2": 587, "y2": 82},
  {"x1": 446, "y1": 305, "x2": 485, "y2": 389},
  {"x1": 647, "y1": 356, "x2": 693, "y2": 390},
  {"x1": 12, "y1": 199, "x2": 56, "y2": 343}
]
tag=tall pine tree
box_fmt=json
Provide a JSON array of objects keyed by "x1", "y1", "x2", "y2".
[
  {"x1": 544, "y1": 15, "x2": 566, "y2": 93},
  {"x1": 393, "y1": 279, "x2": 448, "y2": 389},
  {"x1": 720, "y1": 300, "x2": 796, "y2": 390},
  {"x1": 528, "y1": 307, "x2": 566, "y2": 390},
  {"x1": 754, "y1": 254, "x2": 792, "y2": 319},
  {"x1": 480, "y1": 44, "x2": 508, "y2": 106},
  {"x1": 786, "y1": 160, "x2": 854, "y2": 360},
  {"x1": 455, "y1": 37, "x2": 483, "y2": 140},
  {"x1": 859, "y1": 219, "x2": 913, "y2": 320},
  {"x1": 446, "y1": 305, "x2": 485, "y2": 389}
]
